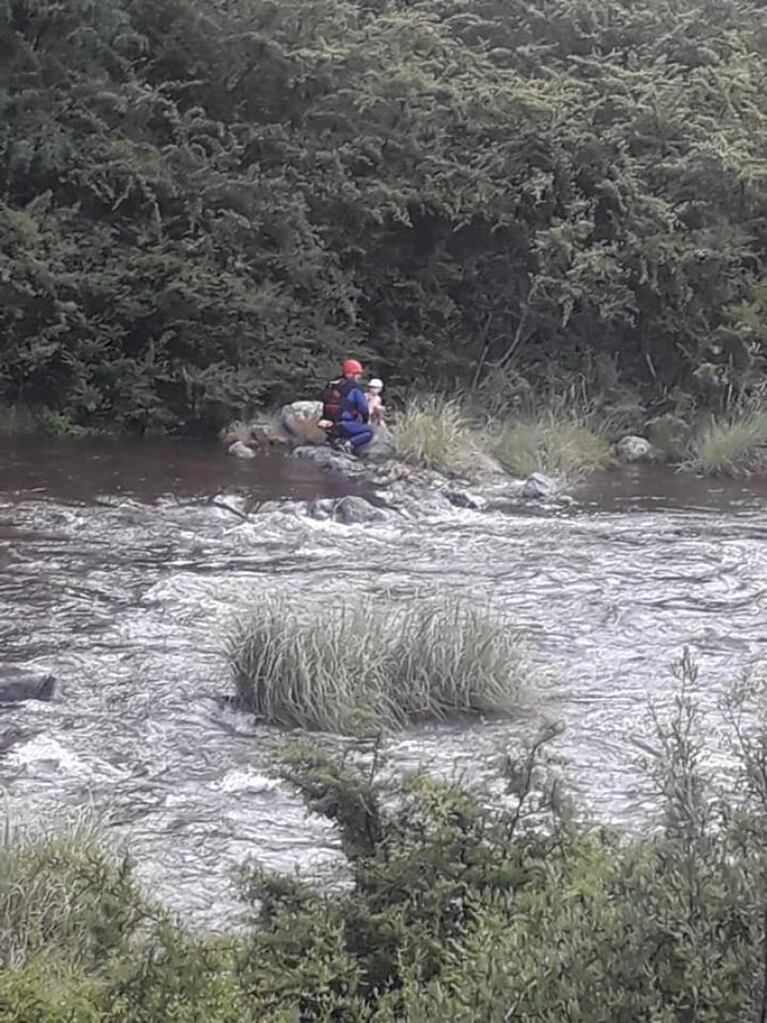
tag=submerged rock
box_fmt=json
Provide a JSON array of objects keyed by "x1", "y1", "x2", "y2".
[
  {"x1": 522, "y1": 472, "x2": 559, "y2": 500},
  {"x1": 333, "y1": 496, "x2": 388, "y2": 524},
  {"x1": 307, "y1": 496, "x2": 387, "y2": 524},
  {"x1": 616, "y1": 435, "x2": 653, "y2": 463},
  {"x1": 227, "y1": 440, "x2": 256, "y2": 460},
  {"x1": 290, "y1": 444, "x2": 365, "y2": 477},
  {"x1": 0, "y1": 668, "x2": 56, "y2": 704},
  {"x1": 444, "y1": 487, "x2": 487, "y2": 511}
]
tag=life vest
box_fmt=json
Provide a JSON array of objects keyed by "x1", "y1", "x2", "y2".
[{"x1": 321, "y1": 378, "x2": 359, "y2": 423}]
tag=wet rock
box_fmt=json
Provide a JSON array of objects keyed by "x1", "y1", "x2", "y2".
[
  {"x1": 616, "y1": 435, "x2": 653, "y2": 463},
  {"x1": 646, "y1": 413, "x2": 691, "y2": 461},
  {"x1": 0, "y1": 668, "x2": 55, "y2": 704},
  {"x1": 290, "y1": 444, "x2": 364, "y2": 477},
  {"x1": 0, "y1": 726, "x2": 32, "y2": 757},
  {"x1": 308, "y1": 496, "x2": 387, "y2": 524},
  {"x1": 280, "y1": 401, "x2": 327, "y2": 445},
  {"x1": 333, "y1": 496, "x2": 388, "y2": 524},
  {"x1": 522, "y1": 472, "x2": 559, "y2": 500},
  {"x1": 227, "y1": 440, "x2": 256, "y2": 460},
  {"x1": 444, "y1": 487, "x2": 487, "y2": 511}
]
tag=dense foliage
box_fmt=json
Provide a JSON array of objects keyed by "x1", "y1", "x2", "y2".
[
  {"x1": 4, "y1": 662, "x2": 767, "y2": 1020},
  {"x1": 2, "y1": 0, "x2": 767, "y2": 431}
]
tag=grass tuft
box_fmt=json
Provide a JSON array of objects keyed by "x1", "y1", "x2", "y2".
[
  {"x1": 488, "y1": 411, "x2": 614, "y2": 480},
  {"x1": 228, "y1": 599, "x2": 527, "y2": 735},
  {"x1": 684, "y1": 412, "x2": 767, "y2": 475},
  {"x1": 0, "y1": 813, "x2": 147, "y2": 970},
  {"x1": 392, "y1": 396, "x2": 479, "y2": 475}
]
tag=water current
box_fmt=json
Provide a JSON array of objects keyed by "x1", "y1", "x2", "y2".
[{"x1": 1, "y1": 436, "x2": 766, "y2": 930}]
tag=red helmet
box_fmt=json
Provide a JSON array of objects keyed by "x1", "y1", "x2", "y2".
[{"x1": 341, "y1": 358, "x2": 363, "y2": 377}]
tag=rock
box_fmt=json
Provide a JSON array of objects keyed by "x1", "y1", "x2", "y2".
[
  {"x1": 290, "y1": 444, "x2": 364, "y2": 477},
  {"x1": 363, "y1": 423, "x2": 398, "y2": 462},
  {"x1": 646, "y1": 413, "x2": 691, "y2": 461},
  {"x1": 522, "y1": 472, "x2": 559, "y2": 500},
  {"x1": 0, "y1": 726, "x2": 32, "y2": 757},
  {"x1": 616, "y1": 435, "x2": 653, "y2": 463},
  {"x1": 333, "y1": 496, "x2": 388, "y2": 524},
  {"x1": 249, "y1": 421, "x2": 290, "y2": 446},
  {"x1": 0, "y1": 668, "x2": 56, "y2": 704},
  {"x1": 227, "y1": 440, "x2": 256, "y2": 460},
  {"x1": 444, "y1": 487, "x2": 487, "y2": 511},
  {"x1": 308, "y1": 496, "x2": 387, "y2": 524},
  {"x1": 280, "y1": 401, "x2": 327, "y2": 445}
]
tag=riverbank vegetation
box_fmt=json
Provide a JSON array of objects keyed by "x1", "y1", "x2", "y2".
[
  {"x1": 2, "y1": 0, "x2": 767, "y2": 438},
  {"x1": 228, "y1": 598, "x2": 526, "y2": 734},
  {"x1": 5, "y1": 666, "x2": 767, "y2": 1020}
]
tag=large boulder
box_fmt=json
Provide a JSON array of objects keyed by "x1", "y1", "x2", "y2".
[
  {"x1": 646, "y1": 413, "x2": 691, "y2": 461},
  {"x1": 0, "y1": 668, "x2": 55, "y2": 704},
  {"x1": 616, "y1": 435, "x2": 653, "y2": 463},
  {"x1": 522, "y1": 472, "x2": 559, "y2": 500},
  {"x1": 362, "y1": 423, "x2": 397, "y2": 462},
  {"x1": 280, "y1": 401, "x2": 327, "y2": 445}
]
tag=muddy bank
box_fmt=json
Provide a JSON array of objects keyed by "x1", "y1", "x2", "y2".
[{"x1": 1, "y1": 437, "x2": 766, "y2": 929}]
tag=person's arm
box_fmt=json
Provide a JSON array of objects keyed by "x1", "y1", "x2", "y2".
[{"x1": 350, "y1": 388, "x2": 369, "y2": 423}]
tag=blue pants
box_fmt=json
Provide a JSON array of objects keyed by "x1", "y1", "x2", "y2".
[{"x1": 335, "y1": 420, "x2": 373, "y2": 448}]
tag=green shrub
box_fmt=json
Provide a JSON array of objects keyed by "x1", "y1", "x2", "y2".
[
  {"x1": 0, "y1": 964, "x2": 103, "y2": 1023},
  {"x1": 0, "y1": 816, "x2": 148, "y2": 970},
  {"x1": 228, "y1": 598, "x2": 528, "y2": 735},
  {"x1": 684, "y1": 411, "x2": 767, "y2": 475}
]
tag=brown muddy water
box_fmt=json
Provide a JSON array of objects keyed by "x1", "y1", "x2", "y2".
[{"x1": 1, "y1": 436, "x2": 766, "y2": 930}]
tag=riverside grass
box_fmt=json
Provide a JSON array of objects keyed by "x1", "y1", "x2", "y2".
[
  {"x1": 391, "y1": 393, "x2": 613, "y2": 481},
  {"x1": 228, "y1": 599, "x2": 526, "y2": 735},
  {"x1": 685, "y1": 410, "x2": 767, "y2": 475}
]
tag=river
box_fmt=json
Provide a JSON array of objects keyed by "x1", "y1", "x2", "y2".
[{"x1": 1, "y1": 436, "x2": 766, "y2": 930}]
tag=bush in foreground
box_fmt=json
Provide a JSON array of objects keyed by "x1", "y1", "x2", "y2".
[
  {"x1": 5, "y1": 660, "x2": 767, "y2": 1021},
  {"x1": 0, "y1": 815, "x2": 147, "y2": 972},
  {"x1": 228, "y1": 599, "x2": 527, "y2": 735}
]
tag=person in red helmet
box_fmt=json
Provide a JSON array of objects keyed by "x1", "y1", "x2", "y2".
[{"x1": 320, "y1": 359, "x2": 373, "y2": 453}]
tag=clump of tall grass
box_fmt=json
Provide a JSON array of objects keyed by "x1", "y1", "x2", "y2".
[
  {"x1": 488, "y1": 410, "x2": 614, "y2": 480},
  {"x1": 228, "y1": 599, "x2": 527, "y2": 735},
  {"x1": 0, "y1": 403, "x2": 40, "y2": 437},
  {"x1": 392, "y1": 396, "x2": 480, "y2": 475},
  {"x1": 684, "y1": 411, "x2": 767, "y2": 475},
  {"x1": 0, "y1": 814, "x2": 147, "y2": 970}
]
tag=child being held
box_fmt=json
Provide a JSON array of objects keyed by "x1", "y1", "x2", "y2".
[{"x1": 365, "y1": 378, "x2": 385, "y2": 425}]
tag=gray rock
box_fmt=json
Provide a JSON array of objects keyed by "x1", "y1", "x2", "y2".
[
  {"x1": 616, "y1": 435, "x2": 653, "y2": 463},
  {"x1": 280, "y1": 401, "x2": 327, "y2": 445},
  {"x1": 363, "y1": 423, "x2": 397, "y2": 462},
  {"x1": 444, "y1": 488, "x2": 487, "y2": 511},
  {"x1": 307, "y1": 496, "x2": 387, "y2": 524},
  {"x1": 522, "y1": 472, "x2": 559, "y2": 500},
  {"x1": 333, "y1": 496, "x2": 388, "y2": 524},
  {"x1": 290, "y1": 445, "x2": 364, "y2": 477},
  {"x1": 227, "y1": 440, "x2": 256, "y2": 460},
  {"x1": 0, "y1": 668, "x2": 55, "y2": 704}
]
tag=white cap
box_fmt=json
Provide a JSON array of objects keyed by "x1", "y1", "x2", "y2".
[{"x1": 368, "y1": 378, "x2": 383, "y2": 391}]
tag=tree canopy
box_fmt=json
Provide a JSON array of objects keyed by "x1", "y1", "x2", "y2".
[{"x1": 2, "y1": 0, "x2": 767, "y2": 430}]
